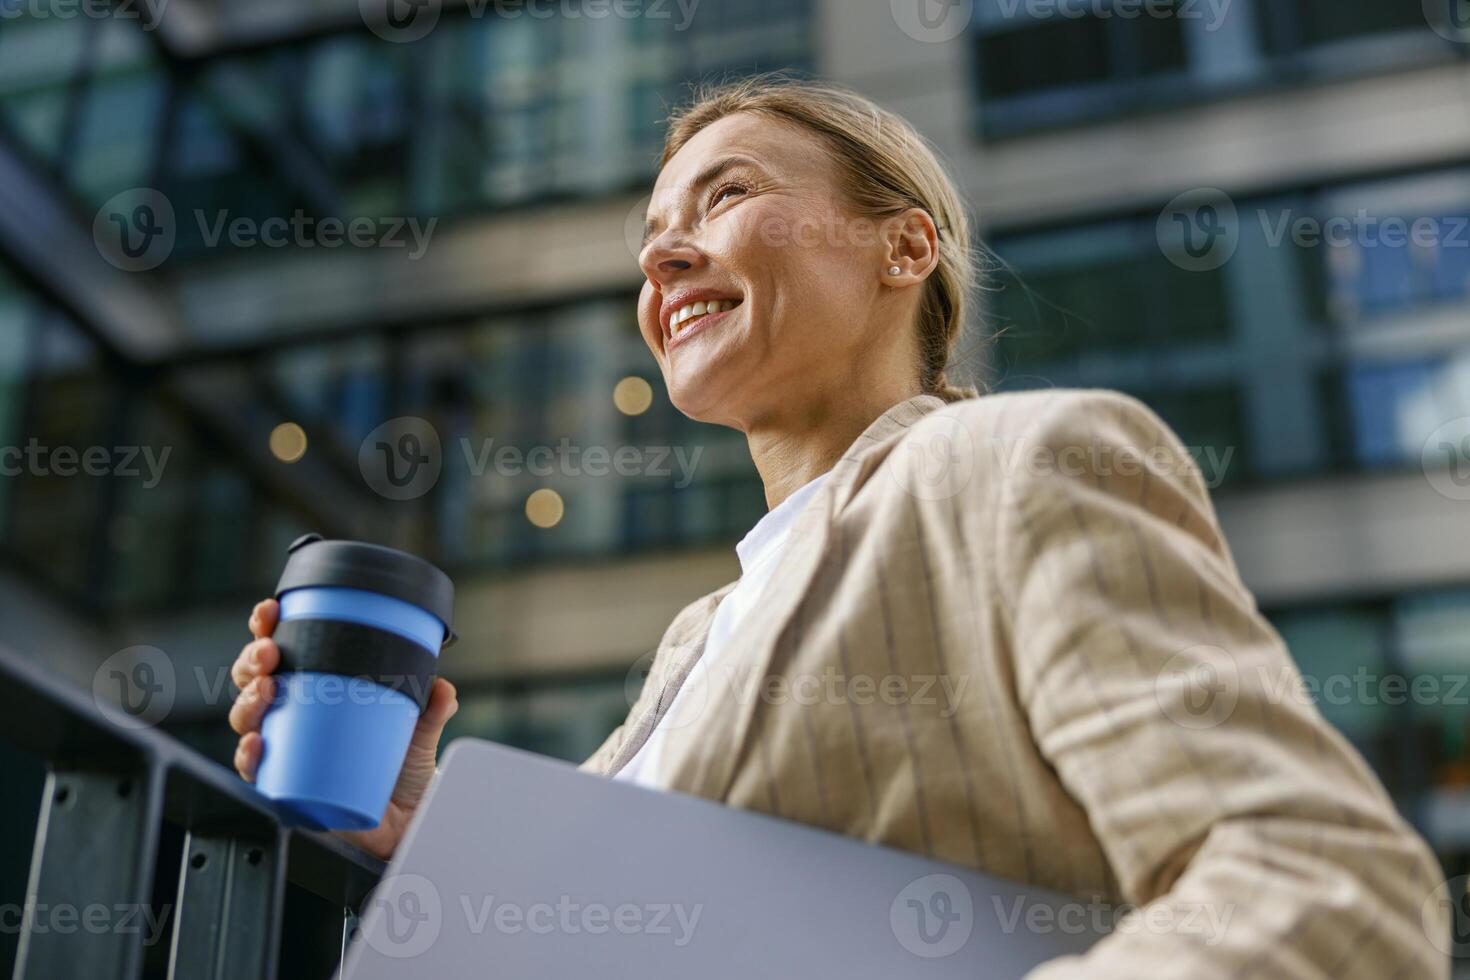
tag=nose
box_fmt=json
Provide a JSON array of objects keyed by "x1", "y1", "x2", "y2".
[{"x1": 639, "y1": 228, "x2": 705, "y2": 288}]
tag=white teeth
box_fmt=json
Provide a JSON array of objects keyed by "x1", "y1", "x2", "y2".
[{"x1": 671, "y1": 299, "x2": 738, "y2": 334}]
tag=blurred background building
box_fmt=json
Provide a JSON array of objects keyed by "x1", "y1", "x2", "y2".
[{"x1": 0, "y1": 0, "x2": 1467, "y2": 938}]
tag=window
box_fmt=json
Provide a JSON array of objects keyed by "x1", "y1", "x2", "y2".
[
  {"x1": 1135, "y1": 386, "x2": 1246, "y2": 488},
  {"x1": 1345, "y1": 354, "x2": 1470, "y2": 470},
  {"x1": 1320, "y1": 211, "x2": 1470, "y2": 322},
  {"x1": 0, "y1": 4, "x2": 815, "y2": 237},
  {"x1": 448, "y1": 674, "x2": 634, "y2": 763},
  {"x1": 1259, "y1": 0, "x2": 1434, "y2": 56},
  {"x1": 990, "y1": 228, "x2": 1231, "y2": 367},
  {"x1": 1394, "y1": 591, "x2": 1470, "y2": 803},
  {"x1": 0, "y1": 17, "x2": 93, "y2": 166},
  {"x1": 974, "y1": 4, "x2": 1190, "y2": 131},
  {"x1": 972, "y1": 0, "x2": 1447, "y2": 136},
  {"x1": 1272, "y1": 604, "x2": 1391, "y2": 759},
  {"x1": 977, "y1": 6, "x2": 1186, "y2": 101},
  {"x1": 6, "y1": 313, "x2": 117, "y2": 599}
]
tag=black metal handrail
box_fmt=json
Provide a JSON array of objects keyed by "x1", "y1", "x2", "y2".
[{"x1": 0, "y1": 643, "x2": 385, "y2": 980}]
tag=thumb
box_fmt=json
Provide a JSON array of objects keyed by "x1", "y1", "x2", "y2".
[
  {"x1": 413, "y1": 677, "x2": 460, "y2": 748},
  {"x1": 392, "y1": 678, "x2": 459, "y2": 806}
]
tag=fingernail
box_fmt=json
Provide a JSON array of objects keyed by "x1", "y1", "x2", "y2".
[{"x1": 248, "y1": 646, "x2": 260, "y2": 668}]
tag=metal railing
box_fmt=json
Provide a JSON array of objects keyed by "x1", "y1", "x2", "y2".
[{"x1": 0, "y1": 644, "x2": 385, "y2": 980}]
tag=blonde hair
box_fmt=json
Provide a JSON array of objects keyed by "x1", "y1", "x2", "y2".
[{"x1": 660, "y1": 74, "x2": 982, "y2": 403}]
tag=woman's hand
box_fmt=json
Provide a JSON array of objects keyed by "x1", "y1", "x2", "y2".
[{"x1": 229, "y1": 598, "x2": 460, "y2": 861}]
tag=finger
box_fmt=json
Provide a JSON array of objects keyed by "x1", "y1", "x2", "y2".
[
  {"x1": 235, "y1": 731, "x2": 263, "y2": 783},
  {"x1": 408, "y1": 679, "x2": 459, "y2": 751},
  {"x1": 230, "y1": 639, "x2": 279, "y2": 690},
  {"x1": 228, "y1": 674, "x2": 276, "y2": 736},
  {"x1": 248, "y1": 599, "x2": 279, "y2": 640}
]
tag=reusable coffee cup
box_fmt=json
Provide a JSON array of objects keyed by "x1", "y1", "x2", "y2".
[{"x1": 254, "y1": 533, "x2": 456, "y2": 830}]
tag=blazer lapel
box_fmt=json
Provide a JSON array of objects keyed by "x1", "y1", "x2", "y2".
[
  {"x1": 690, "y1": 393, "x2": 948, "y2": 795},
  {"x1": 742, "y1": 393, "x2": 948, "y2": 651},
  {"x1": 604, "y1": 581, "x2": 735, "y2": 776},
  {"x1": 604, "y1": 393, "x2": 948, "y2": 781}
]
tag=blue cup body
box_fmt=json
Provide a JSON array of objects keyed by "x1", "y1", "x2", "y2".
[{"x1": 255, "y1": 586, "x2": 447, "y2": 830}]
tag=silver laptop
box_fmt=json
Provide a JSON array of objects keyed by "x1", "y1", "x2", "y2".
[{"x1": 339, "y1": 738, "x2": 1105, "y2": 979}]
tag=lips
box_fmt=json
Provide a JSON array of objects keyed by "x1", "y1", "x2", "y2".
[
  {"x1": 666, "y1": 301, "x2": 741, "y2": 351},
  {"x1": 659, "y1": 288, "x2": 744, "y2": 345}
]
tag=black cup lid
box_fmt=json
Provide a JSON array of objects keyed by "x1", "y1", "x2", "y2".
[{"x1": 275, "y1": 533, "x2": 457, "y2": 645}]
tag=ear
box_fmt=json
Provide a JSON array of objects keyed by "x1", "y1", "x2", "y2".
[{"x1": 881, "y1": 209, "x2": 940, "y2": 285}]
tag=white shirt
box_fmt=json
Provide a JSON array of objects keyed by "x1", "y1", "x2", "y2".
[{"x1": 614, "y1": 471, "x2": 831, "y2": 788}]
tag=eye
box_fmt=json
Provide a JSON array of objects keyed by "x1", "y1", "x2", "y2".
[{"x1": 709, "y1": 182, "x2": 748, "y2": 210}]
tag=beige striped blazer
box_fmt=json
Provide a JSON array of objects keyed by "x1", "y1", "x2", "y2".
[{"x1": 582, "y1": 389, "x2": 1449, "y2": 978}]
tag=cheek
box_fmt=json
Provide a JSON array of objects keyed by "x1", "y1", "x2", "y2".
[
  {"x1": 705, "y1": 203, "x2": 827, "y2": 327},
  {"x1": 637, "y1": 284, "x2": 662, "y2": 354},
  {"x1": 722, "y1": 201, "x2": 806, "y2": 264}
]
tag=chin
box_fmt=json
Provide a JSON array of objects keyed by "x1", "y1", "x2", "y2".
[
  {"x1": 664, "y1": 377, "x2": 717, "y2": 424},
  {"x1": 662, "y1": 365, "x2": 738, "y2": 428}
]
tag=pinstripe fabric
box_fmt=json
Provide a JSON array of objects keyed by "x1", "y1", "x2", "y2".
[{"x1": 582, "y1": 388, "x2": 1449, "y2": 978}]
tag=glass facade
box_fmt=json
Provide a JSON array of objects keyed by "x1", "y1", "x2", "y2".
[
  {"x1": 989, "y1": 167, "x2": 1470, "y2": 484},
  {"x1": 0, "y1": 262, "x2": 772, "y2": 614},
  {"x1": 0, "y1": 259, "x2": 312, "y2": 610},
  {"x1": 1273, "y1": 590, "x2": 1470, "y2": 871},
  {"x1": 0, "y1": 3, "x2": 810, "y2": 615},
  {"x1": 0, "y1": 2, "x2": 814, "y2": 251},
  {"x1": 972, "y1": 0, "x2": 1449, "y2": 136}
]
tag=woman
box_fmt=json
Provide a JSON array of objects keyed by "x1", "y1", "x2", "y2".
[{"x1": 228, "y1": 76, "x2": 1448, "y2": 977}]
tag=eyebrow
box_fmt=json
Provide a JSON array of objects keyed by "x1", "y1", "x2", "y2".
[{"x1": 642, "y1": 154, "x2": 764, "y2": 246}]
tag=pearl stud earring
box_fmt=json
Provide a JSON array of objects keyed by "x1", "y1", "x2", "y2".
[{"x1": 888, "y1": 266, "x2": 901, "y2": 276}]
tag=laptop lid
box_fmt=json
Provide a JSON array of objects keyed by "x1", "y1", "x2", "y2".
[{"x1": 340, "y1": 738, "x2": 1105, "y2": 979}]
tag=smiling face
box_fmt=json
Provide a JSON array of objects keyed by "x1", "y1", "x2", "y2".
[{"x1": 637, "y1": 112, "x2": 922, "y2": 431}]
